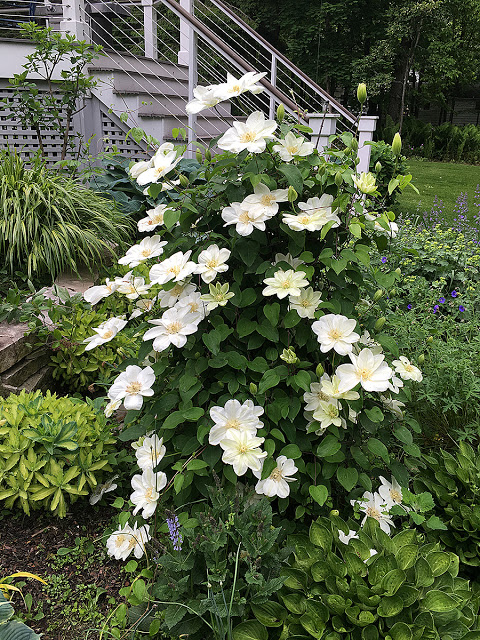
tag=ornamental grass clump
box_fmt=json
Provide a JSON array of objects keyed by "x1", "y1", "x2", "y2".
[
  {"x1": 0, "y1": 149, "x2": 134, "y2": 280},
  {"x1": 0, "y1": 390, "x2": 116, "y2": 517},
  {"x1": 78, "y1": 77, "x2": 436, "y2": 637}
]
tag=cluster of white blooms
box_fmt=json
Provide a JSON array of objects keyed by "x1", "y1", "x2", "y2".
[
  {"x1": 106, "y1": 433, "x2": 167, "y2": 561},
  {"x1": 350, "y1": 476, "x2": 408, "y2": 535},
  {"x1": 128, "y1": 143, "x2": 181, "y2": 186},
  {"x1": 186, "y1": 71, "x2": 267, "y2": 114},
  {"x1": 208, "y1": 399, "x2": 298, "y2": 497}
]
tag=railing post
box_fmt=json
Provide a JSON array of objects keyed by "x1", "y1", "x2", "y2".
[
  {"x1": 357, "y1": 116, "x2": 378, "y2": 173},
  {"x1": 142, "y1": 0, "x2": 158, "y2": 60},
  {"x1": 177, "y1": 0, "x2": 196, "y2": 157},
  {"x1": 269, "y1": 54, "x2": 277, "y2": 120},
  {"x1": 308, "y1": 113, "x2": 340, "y2": 152},
  {"x1": 60, "y1": 0, "x2": 89, "y2": 41}
]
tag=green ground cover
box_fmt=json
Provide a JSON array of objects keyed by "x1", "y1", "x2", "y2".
[{"x1": 397, "y1": 158, "x2": 480, "y2": 221}]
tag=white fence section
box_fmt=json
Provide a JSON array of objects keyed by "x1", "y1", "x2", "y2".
[{"x1": 0, "y1": 0, "x2": 377, "y2": 168}]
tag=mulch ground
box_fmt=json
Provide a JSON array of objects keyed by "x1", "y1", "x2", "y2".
[{"x1": 0, "y1": 502, "x2": 126, "y2": 639}]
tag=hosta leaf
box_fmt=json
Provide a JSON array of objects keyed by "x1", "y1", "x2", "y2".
[
  {"x1": 422, "y1": 590, "x2": 459, "y2": 612},
  {"x1": 377, "y1": 595, "x2": 403, "y2": 617},
  {"x1": 251, "y1": 602, "x2": 287, "y2": 627},
  {"x1": 232, "y1": 620, "x2": 268, "y2": 640}
]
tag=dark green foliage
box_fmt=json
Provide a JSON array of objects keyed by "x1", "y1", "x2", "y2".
[
  {"x1": 414, "y1": 442, "x2": 480, "y2": 578},
  {"x1": 249, "y1": 515, "x2": 480, "y2": 639}
]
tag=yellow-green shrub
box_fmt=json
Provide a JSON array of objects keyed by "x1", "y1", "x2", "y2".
[{"x1": 0, "y1": 390, "x2": 116, "y2": 517}]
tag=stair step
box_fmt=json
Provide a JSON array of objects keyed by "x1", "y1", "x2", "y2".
[
  {"x1": 149, "y1": 114, "x2": 245, "y2": 138},
  {"x1": 89, "y1": 53, "x2": 188, "y2": 81},
  {"x1": 113, "y1": 72, "x2": 188, "y2": 97},
  {"x1": 137, "y1": 96, "x2": 232, "y2": 118}
]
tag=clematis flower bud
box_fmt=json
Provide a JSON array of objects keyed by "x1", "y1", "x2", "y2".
[
  {"x1": 179, "y1": 174, "x2": 190, "y2": 187},
  {"x1": 374, "y1": 317, "x2": 386, "y2": 331},
  {"x1": 334, "y1": 172, "x2": 343, "y2": 187},
  {"x1": 394, "y1": 268, "x2": 401, "y2": 275},
  {"x1": 418, "y1": 354, "x2": 425, "y2": 364},
  {"x1": 249, "y1": 382, "x2": 258, "y2": 394},
  {"x1": 350, "y1": 138, "x2": 358, "y2": 152},
  {"x1": 392, "y1": 133, "x2": 402, "y2": 156},
  {"x1": 205, "y1": 150, "x2": 212, "y2": 162},
  {"x1": 196, "y1": 149, "x2": 203, "y2": 163},
  {"x1": 375, "y1": 161, "x2": 382, "y2": 173},
  {"x1": 316, "y1": 363, "x2": 324, "y2": 377},
  {"x1": 357, "y1": 83, "x2": 367, "y2": 105},
  {"x1": 276, "y1": 103, "x2": 285, "y2": 123},
  {"x1": 427, "y1": 336, "x2": 433, "y2": 344},
  {"x1": 288, "y1": 186, "x2": 298, "y2": 203},
  {"x1": 330, "y1": 509, "x2": 340, "y2": 516},
  {"x1": 280, "y1": 348, "x2": 298, "y2": 364},
  {"x1": 373, "y1": 289, "x2": 384, "y2": 302}
]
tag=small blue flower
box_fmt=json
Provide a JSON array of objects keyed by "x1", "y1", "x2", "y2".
[
  {"x1": 439, "y1": 297, "x2": 446, "y2": 304},
  {"x1": 433, "y1": 305, "x2": 439, "y2": 313},
  {"x1": 381, "y1": 257, "x2": 387, "y2": 264},
  {"x1": 451, "y1": 291, "x2": 458, "y2": 298},
  {"x1": 459, "y1": 305, "x2": 465, "y2": 312},
  {"x1": 407, "y1": 304, "x2": 412, "y2": 310}
]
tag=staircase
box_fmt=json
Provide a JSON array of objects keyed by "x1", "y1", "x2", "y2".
[{"x1": 0, "y1": 0, "x2": 377, "y2": 167}]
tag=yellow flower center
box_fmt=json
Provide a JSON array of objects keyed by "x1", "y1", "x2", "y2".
[
  {"x1": 230, "y1": 84, "x2": 241, "y2": 93},
  {"x1": 238, "y1": 211, "x2": 253, "y2": 224},
  {"x1": 115, "y1": 534, "x2": 127, "y2": 548},
  {"x1": 102, "y1": 330, "x2": 114, "y2": 339},
  {"x1": 151, "y1": 213, "x2": 164, "y2": 224},
  {"x1": 390, "y1": 489, "x2": 401, "y2": 502},
  {"x1": 405, "y1": 364, "x2": 414, "y2": 372},
  {"x1": 281, "y1": 277, "x2": 293, "y2": 289},
  {"x1": 326, "y1": 405, "x2": 338, "y2": 418},
  {"x1": 225, "y1": 418, "x2": 241, "y2": 430},
  {"x1": 366, "y1": 506, "x2": 381, "y2": 520},
  {"x1": 126, "y1": 381, "x2": 142, "y2": 394},
  {"x1": 206, "y1": 258, "x2": 219, "y2": 269},
  {"x1": 358, "y1": 368, "x2": 372, "y2": 380},
  {"x1": 189, "y1": 301, "x2": 199, "y2": 312},
  {"x1": 238, "y1": 444, "x2": 249, "y2": 453},
  {"x1": 286, "y1": 145, "x2": 299, "y2": 154},
  {"x1": 168, "y1": 265, "x2": 181, "y2": 276},
  {"x1": 166, "y1": 321, "x2": 182, "y2": 334},
  {"x1": 240, "y1": 131, "x2": 257, "y2": 143},
  {"x1": 141, "y1": 249, "x2": 152, "y2": 257},
  {"x1": 154, "y1": 164, "x2": 168, "y2": 176},
  {"x1": 269, "y1": 468, "x2": 283, "y2": 481},
  {"x1": 299, "y1": 215, "x2": 311, "y2": 225},
  {"x1": 301, "y1": 299, "x2": 310, "y2": 307},
  {"x1": 328, "y1": 329, "x2": 342, "y2": 340},
  {"x1": 144, "y1": 488, "x2": 154, "y2": 500},
  {"x1": 260, "y1": 194, "x2": 276, "y2": 206}
]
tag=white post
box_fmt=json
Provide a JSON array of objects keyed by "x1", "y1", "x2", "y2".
[
  {"x1": 178, "y1": 0, "x2": 193, "y2": 66},
  {"x1": 60, "y1": 0, "x2": 89, "y2": 41},
  {"x1": 357, "y1": 115, "x2": 378, "y2": 173},
  {"x1": 269, "y1": 54, "x2": 277, "y2": 120},
  {"x1": 142, "y1": 0, "x2": 158, "y2": 60},
  {"x1": 308, "y1": 113, "x2": 340, "y2": 152}
]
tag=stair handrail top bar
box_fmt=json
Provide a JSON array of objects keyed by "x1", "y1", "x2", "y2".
[
  {"x1": 201, "y1": 0, "x2": 357, "y2": 124},
  {"x1": 156, "y1": 0, "x2": 302, "y2": 118}
]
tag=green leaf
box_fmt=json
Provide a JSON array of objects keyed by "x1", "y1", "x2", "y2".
[
  {"x1": 162, "y1": 411, "x2": 184, "y2": 430},
  {"x1": 237, "y1": 318, "x2": 257, "y2": 338},
  {"x1": 278, "y1": 164, "x2": 303, "y2": 193},
  {"x1": 336, "y1": 467, "x2": 358, "y2": 492},
  {"x1": 376, "y1": 334, "x2": 399, "y2": 358},
  {"x1": 232, "y1": 620, "x2": 268, "y2": 640},
  {"x1": 381, "y1": 569, "x2": 406, "y2": 596},
  {"x1": 317, "y1": 435, "x2": 341, "y2": 458},
  {"x1": 388, "y1": 178, "x2": 400, "y2": 195},
  {"x1": 309, "y1": 485, "x2": 328, "y2": 507},
  {"x1": 164, "y1": 208, "x2": 180, "y2": 229},
  {"x1": 280, "y1": 444, "x2": 302, "y2": 459},
  {"x1": 396, "y1": 545, "x2": 417, "y2": 571},
  {"x1": 182, "y1": 407, "x2": 204, "y2": 420},
  {"x1": 258, "y1": 370, "x2": 280, "y2": 394},
  {"x1": 364, "y1": 407, "x2": 384, "y2": 423},
  {"x1": 294, "y1": 370, "x2": 311, "y2": 391},
  {"x1": 377, "y1": 595, "x2": 403, "y2": 617},
  {"x1": 263, "y1": 303, "x2": 280, "y2": 326},
  {"x1": 422, "y1": 590, "x2": 459, "y2": 612},
  {"x1": 425, "y1": 515, "x2": 448, "y2": 530},
  {"x1": 426, "y1": 551, "x2": 451, "y2": 576},
  {"x1": 251, "y1": 602, "x2": 287, "y2": 627},
  {"x1": 367, "y1": 438, "x2": 390, "y2": 463},
  {"x1": 389, "y1": 622, "x2": 412, "y2": 640}
]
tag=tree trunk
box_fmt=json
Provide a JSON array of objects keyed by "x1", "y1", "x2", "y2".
[{"x1": 387, "y1": 42, "x2": 409, "y2": 124}]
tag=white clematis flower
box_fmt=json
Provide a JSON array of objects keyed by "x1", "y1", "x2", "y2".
[
  {"x1": 351, "y1": 491, "x2": 394, "y2": 534},
  {"x1": 116, "y1": 272, "x2": 151, "y2": 300},
  {"x1": 289, "y1": 287, "x2": 322, "y2": 318},
  {"x1": 242, "y1": 183, "x2": 289, "y2": 217},
  {"x1": 129, "y1": 159, "x2": 153, "y2": 180},
  {"x1": 263, "y1": 269, "x2": 309, "y2": 299},
  {"x1": 104, "y1": 398, "x2": 122, "y2": 417},
  {"x1": 143, "y1": 306, "x2": 201, "y2": 351},
  {"x1": 283, "y1": 195, "x2": 340, "y2": 232},
  {"x1": 149, "y1": 251, "x2": 197, "y2": 285},
  {"x1": 254, "y1": 456, "x2": 298, "y2": 498},
  {"x1": 218, "y1": 111, "x2": 277, "y2": 154},
  {"x1": 118, "y1": 236, "x2": 168, "y2": 268},
  {"x1": 378, "y1": 476, "x2": 408, "y2": 511},
  {"x1": 392, "y1": 356, "x2": 423, "y2": 382},
  {"x1": 130, "y1": 297, "x2": 157, "y2": 320},
  {"x1": 186, "y1": 84, "x2": 221, "y2": 114},
  {"x1": 338, "y1": 529, "x2": 359, "y2": 545},
  {"x1": 108, "y1": 365, "x2": 155, "y2": 411},
  {"x1": 176, "y1": 292, "x2": 208, "y2": 320},
  {"x1": 200, "y1": 282, "x2": 235, "y2": 310},
  {"x1": 131, "y1": 468, "x2": 167, "y2": 519},
  {"x1": 106, "y1": 522, "x2": 151, "y2": 561},
  {"x1": 321, "y1": 374, "x2": 360, "y2": 401},
  {"x1": 158, "y1": 282, "x2": 196, "y2": 308},
  {"x1": 213, "y1": 71, "x2": 267, "y2": 101},
  {"x1": 274, "y1": 253, "x2": 304, "y2": 269},
  {"x1": 221, "y1": 202, "x2": 269, "y2": 236},
  {"x1": 209, "y1": 399, "x2": 264, "y2": 446},
  {"x1": 83, "y1": 317, "x2": 127, "y2": 351},
  {"x1": 303, "y1": 377, "x2": 330, "y2": 412},
  {"x1": 219, "y1": 431, "x2": 267, "y2": 476},
  {"x1": 311, "y1": 314, "x2": 360, "y2": 355},
  {"x1": 135, "y1": 434, "x2": 166, "y2": 471},
  {"x1": 84, "y1": 278, "x2": 120, "y2": 305},
  {"x1": 138, "y1": 204, "x2": 173, "y2": 233},
  {"x1": 273, "y1": 131, "x2": 315, "y2": 162},
  {"x1": 196, "y1": 244, "x2": 231, "y2": 283},
  {"x1": 135, "y1": 149, "x2": 181, "y2": 186},
  {"x1": 380, "y1": 395, "x2": 405, "y2": 419},
  {"x1": 336, "y1": 348, "x2": 393, "y2": 393},
  {"x1": 312, "y1": 399, "x2": 346, "y2": 430}
]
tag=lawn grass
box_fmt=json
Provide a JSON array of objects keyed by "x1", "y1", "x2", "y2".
[{"x1": 395, "y1": 159, "x2": 480, "y2": 223}]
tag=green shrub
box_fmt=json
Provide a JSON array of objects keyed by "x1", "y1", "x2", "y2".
[
  {"x1": 249, "y1": 515, "x2": 480, "y2": 640},
  {"x1": 0, "y1": 150, "x2": 134, "y2": 280},
  {"x1": 0, "y1": 390, "x2": 117, "y2": 517},
  {"x1": 368, "y1": 140, "x2": 409, "y2": 209},
  {"x1": 414, "y1": 442, "x2": 480, "y2": 579}
]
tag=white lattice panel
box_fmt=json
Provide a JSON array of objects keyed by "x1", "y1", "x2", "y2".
[{"x1": 100, "y1": 110, "x2": 147, "y2": 157}]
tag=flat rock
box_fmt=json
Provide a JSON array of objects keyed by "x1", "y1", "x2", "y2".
[
  {"x1": 0, "y1": 322, "x2": 32, "y2": 375},
  {"x1": 0, "y1": 364, "x2": 53, "y2": 398}
]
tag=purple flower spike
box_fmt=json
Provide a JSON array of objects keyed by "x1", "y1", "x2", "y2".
[
  {"x1": 439, "y1": 297, "x2": 446, "y2": 304},
  {"x1": 459, "y1": 305, "x2": 465, "y2": 312},
  {"x1": 381, "y1": 257, "x2": 387, "y2": 264},
  {"x1": 451, "y1": 291, "x2": 458, "y2": 298},
  {"x1": 166, "y1": 512, "x2": 183, "y2": 551}
]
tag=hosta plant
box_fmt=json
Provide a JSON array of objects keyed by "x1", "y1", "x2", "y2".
[
  {"x1": 414, "y1": 442, "x2": 480, "y2": 577},
  {"x1": 247, "y1": 515, "x2": 480, "y2": 640},
  {"x1": 0, "y1": 573, "x2": 45, "y2": 640},
  {"x1": 0, "y1": 390, "x2": 117, "y2": 517}
]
